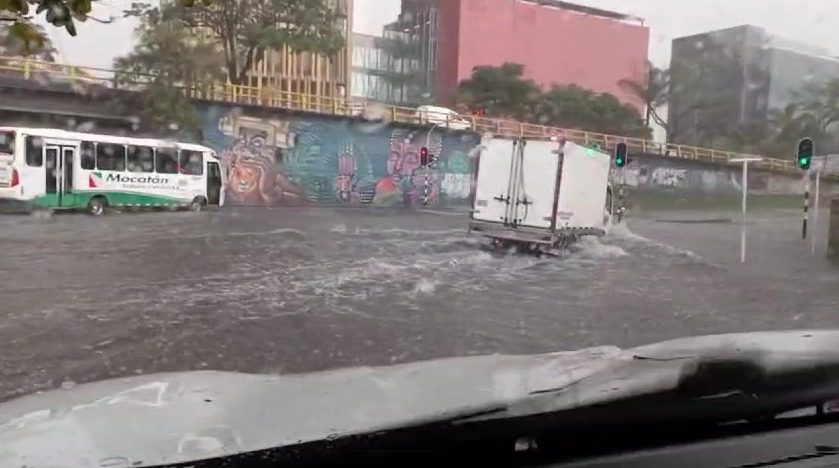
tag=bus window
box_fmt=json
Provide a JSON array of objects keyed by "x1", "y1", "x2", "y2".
[
  {"x1": 156, "y1": 148, "x2": 178, "y2": 174},
  {"x1": 127, "y1": 146, "x2": 155, "y2": 173},
  {"x1": 179, "y1": 150, "x2": 204, "y2": 175},
  {"x1": 96, "y1": 143, "x2": 126, "y2": 171},
  {"x1": 80, "y1": 142, "x2": 95, "y2": 170},
  {"x1": 25, "y1": 136, "x2": 43, "y2": 167},
  {"x1": 0, "y1": 131, "x2": 14, "y2": 155}
]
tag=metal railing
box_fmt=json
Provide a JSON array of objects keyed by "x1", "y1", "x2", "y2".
[{"x1": 0, "y1": 56, "x2": 803, "y2": 175}]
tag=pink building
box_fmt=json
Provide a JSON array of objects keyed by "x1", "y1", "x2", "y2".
[{"x1": 433, "y1": 0, "x2": 650, "y2": 112}]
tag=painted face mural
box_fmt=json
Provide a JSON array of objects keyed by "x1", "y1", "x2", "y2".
[
  {"x1": 334, "y1": 151, "x2": 356, "y2": 203},
  {"x1": 217, "y1": 114, "x2": 306, "y2": 206},
  {"x1": 200, "y1": 106, "x2": 482, "y2": 207}
]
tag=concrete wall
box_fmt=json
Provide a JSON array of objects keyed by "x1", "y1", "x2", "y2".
[{"x1": 609, "y1": 153, "x2": 837, "y2": 196}]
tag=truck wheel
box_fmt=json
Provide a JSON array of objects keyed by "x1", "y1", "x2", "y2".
[{"x1": 88, "y1": 196, "x2": 107, "y2": 216}]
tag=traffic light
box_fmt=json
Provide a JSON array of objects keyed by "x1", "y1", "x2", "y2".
[
  {"x1": 420, "y1": 146, "x2": 429, "y2": 166},
  {"x1": 797, "y1": 138, "x2": 814, "y2": 170},
  {"x1": 614, "y1": 142, "x2": 628, "y2": 168}
]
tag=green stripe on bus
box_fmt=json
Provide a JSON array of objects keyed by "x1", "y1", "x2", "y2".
[{"x1": 32, "y1": 191, "x2": 189, "y2": 209}]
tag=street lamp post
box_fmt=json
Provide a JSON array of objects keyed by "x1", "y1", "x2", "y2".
[
  {"x1": 809, "y1": 155, "x2": 831, "y2": 255},
  {"x1": 731, "y1": 157, "x2": 763, "y2": 263}
]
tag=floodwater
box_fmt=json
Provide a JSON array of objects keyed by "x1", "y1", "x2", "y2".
[{"x1": 0, "y1": 206, "x2": 838, "y2": 402}]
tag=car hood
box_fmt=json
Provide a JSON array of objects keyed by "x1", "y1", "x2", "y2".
[{"x1": 3, "y1": 330, "x2": 839, "y2": 467}]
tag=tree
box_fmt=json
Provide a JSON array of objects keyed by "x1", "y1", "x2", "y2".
[
  {"x1": 791, "y1": 79, "x2": 839, "y2": 138},
  {"x1": 755, "y1": 79, "x2": 839, "y2": 156},
  {"x1": 538, "y1": 85, "x2": 651, "y2": 138},
  {"x1": 0, "y1": 0, "x2": 206, "y2": 47},
  {"x1": 618, "y1": 60, "x2": 669, "y2": 129},
  {"x1": 0, "y1": 19, "x2": 55, "y2": 59},
  {"x1": 455, "y1": 63, "x2": 648, "y2": 137},
  {"x1": 717, "y1": 78, "x2": 839, "y2": 157},
  {"x1": 143, "y1": 0, "x2": 347, "y2": 85},
  {"x1": 1, "y1": 0, "x2": 96, "y2": 37},
  {"x1": 456, "y1": 63, "x2": 542, "y2": 121},
  {"x1": 114, "y1": 2, "x2": 225, "y2": 136}
]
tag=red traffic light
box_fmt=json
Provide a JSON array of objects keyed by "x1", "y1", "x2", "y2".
[{"x1": 420, "y1": 147, "x2": 429, "y2": 166}]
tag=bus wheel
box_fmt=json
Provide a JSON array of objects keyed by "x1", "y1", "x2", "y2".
[
  {"x1": 190, "y1": 197, "x2": 207, "y2": 213},
  {"x1": 88, "y1": 196, "x2": 107, "y2": 216}
]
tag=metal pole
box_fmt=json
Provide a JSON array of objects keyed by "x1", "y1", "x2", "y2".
[
  {"x1": 423, "y1": 124, "x2": 439, "y2": 207},
  {"x1": 741, "y1": 161, "x2": 748, "y2": 263},
  {"x1": 812, "y1": 170, "x2": 821, "y2": 255},
  {"x1": 803, "y1": 171, "x2": 810, "y2": 239},
  {"x1": 617, "y1": 167, "x2": 626, "y2": 223}
]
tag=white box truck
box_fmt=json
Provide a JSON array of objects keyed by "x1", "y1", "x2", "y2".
[{"x1": 468, "y1": 136, "x2": 613, "y2": 254}]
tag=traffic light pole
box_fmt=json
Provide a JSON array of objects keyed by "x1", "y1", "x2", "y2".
[
  {"x1": 797, "y1": 138, "x2": 814, "y2": 240},
  {"x1": 617, "y1": 168, "x2": 625, "y2": 223},
  {"x1": 423, "y1": 125, "x2": 439, "y2": 207},
  {"x1": 803, "y1": 170, "x2": 810, "y2": 240},
  {"x1": 613, "y1": 143, "x2": 628, "y2": 222}
]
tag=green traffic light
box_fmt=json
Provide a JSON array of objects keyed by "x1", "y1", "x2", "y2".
[
  {"x1": 614, "y1": 143, "x2": 628, "y2": 168},
  {"x1": 797, "y1": 138, "x2": 814, "y2": 170}
]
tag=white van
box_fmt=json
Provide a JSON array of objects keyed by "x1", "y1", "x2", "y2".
[{"x1": 415, "y1": 105, "x2": 472, "y2": 130}]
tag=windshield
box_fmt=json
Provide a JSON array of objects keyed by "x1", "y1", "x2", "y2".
[{"x1": 2, "y1": 0, "x2": 839, "y2": 465}]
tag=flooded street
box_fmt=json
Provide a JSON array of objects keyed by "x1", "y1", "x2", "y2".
[{"x1": 1, "y1": 206, "x2": 838, "y2": 402}]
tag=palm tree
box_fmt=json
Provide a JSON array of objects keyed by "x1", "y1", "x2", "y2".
[
  {"x1": 618, "y1": 60, "x2": 669, "y2": 129},
  {"x1": 0, "y1": 21, "x2": 56, "y2": 61}
]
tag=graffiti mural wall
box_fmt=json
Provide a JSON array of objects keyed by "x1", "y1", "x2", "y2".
[
  {"x1": 608, "y1": 156, "x2": 745, "y2": 194},
  {"x1": 199, "y1": 105, "x2": 481, "y2": 207}
]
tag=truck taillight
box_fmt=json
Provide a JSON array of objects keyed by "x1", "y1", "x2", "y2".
[{"x1": 10, "y1": 168, "x2": 19, "y2": 187}]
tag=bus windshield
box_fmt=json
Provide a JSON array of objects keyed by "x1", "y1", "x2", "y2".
[{"x1": 0, "y1": 131, "x2": 14, "y2": 155}]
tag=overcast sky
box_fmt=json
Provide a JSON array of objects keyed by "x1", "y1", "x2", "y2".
[{"x1": 44, "y1": 0, "x2": 839, "y2": 70}]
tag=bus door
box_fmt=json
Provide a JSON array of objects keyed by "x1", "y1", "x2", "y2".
[
  {"x1": 45, "y1": 145, "x2": 77, "y2": 208},
  {"x1": 207, "y1": 160, "x2": 222, "y2": 205}
]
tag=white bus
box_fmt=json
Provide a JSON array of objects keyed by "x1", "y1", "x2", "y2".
[{"x1": 0, "y1": 127, "x2": 226, "y2": 215}]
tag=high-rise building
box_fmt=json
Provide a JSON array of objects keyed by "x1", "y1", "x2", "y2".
[
  {"x1": 350, "y1": 33, "x2": 389, "y2": 101},
  {"x1": 377, "y1": 0, "x2": 438, "y2": 105},
  {"x1": 383, "y1": 0, "x2": 649, "y2": 111},
  {"x1": 668, "y1": 25, "x2": 839, "y2": 147}
]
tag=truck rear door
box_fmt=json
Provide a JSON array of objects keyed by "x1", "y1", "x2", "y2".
[
  {"x1": 516, "y1": 140, "x2": 561, "y2": 229},
  {"x1": 471, "y1": 138, "x2": 560, "y2": 230},
  {"x1": 472, "y1": 138, "x2": 515, "y2": 225}
]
